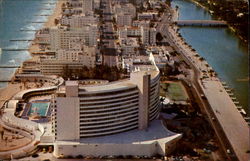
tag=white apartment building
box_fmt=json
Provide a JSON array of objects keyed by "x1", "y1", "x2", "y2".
[
  {"x1": 133, "y1": 20, "x2": 150, "y2": 28},
  {"x1": 68, "y1": 0, "x2": 82, "y2": 8},
  {"x1": 114, "y1": 3, "x2": 136, "y2": 18},
  {"x1": 118, "y1": 26, "x2": 156, "y2": 45},
  {"x1": 116, "y1": 13, "x2": 132, "y2": 27},
  {"x1": 62, "y1": 8, "x2": 83, "y2": 16},
  {"x1": 40, "y1": 46, "x2": 96, "y2": 75},
  {"x1": 120, "y1": 38, "x2": 139, "y2": 56},
  {"x1": 93, "y1": 0, "x2": 100, "y2": 9},
  {"x1": 82, "y1": 0, "x2": 93, "y2": 13},
  {"x1": 141, "y1": 27, "x2": 156, "y2": 46},
  {"x1": 118, "y1": 26, "x2": 141, "y2": 39},
  {"x1": 138, "y1": 12, "x2": 158, "y2": 20},
  {"x1": 35, "y1": 28, "x2": 50, "y2": 45},
  {"x1": 60, "y1": 14, "x2": 98, "y2": 28},
  {"x1": 49, "y1": 26, "x2": 98, "y2": 51}
]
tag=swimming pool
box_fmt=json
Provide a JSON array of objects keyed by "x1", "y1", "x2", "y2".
[{"x1": 28, "y1": 102, "x2": 50, "y2": 116}]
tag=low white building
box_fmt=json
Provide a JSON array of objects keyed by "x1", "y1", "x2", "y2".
[
  {"x1": 118, "y1": 26, "x2": 156, "y2": 46},
  {"x1": 114, "y1": 3, "x2": 136, "y2": 18},
  {"x1": 120, "y1": 38, "x2": 139, "y2": 56},
  {"x1": 138, "y1": 12, "x2": 158, "y2": 20},
  {"x1": 60, "y1": 14, "x2": 98, "y2": 28},
  {"x1": 141, "y1": 27, "x2": 156, "y2": 46},
  {"x1": 40, "y1": 45, "x2": 96, "y2": 75},
  {"x1": 118, "y1": 26, "x2": 141, "y2": 39},
  {"x1": 133, "y1": 20, "x2": 151, "y2": 28},
  {"x1": 116, "y1": 13, "x2": 132, "y2": 27},
  {"x1": 82, "y1": 0, "x2": 94, "y2": 13}
]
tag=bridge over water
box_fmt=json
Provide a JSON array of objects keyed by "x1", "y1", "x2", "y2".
[{"x1": 175, "y1": 20, "x2": 227, "y2": 27}]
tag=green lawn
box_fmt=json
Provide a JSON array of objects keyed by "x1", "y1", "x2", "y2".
[{"x1": 160, "y1": 82, "x2": 188, "y2": 101}]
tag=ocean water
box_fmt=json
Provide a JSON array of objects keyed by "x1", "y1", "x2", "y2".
[
  {"x1": 0, "y1": 0, "x2": 56, "y2": 88},
  {"x1": 171, "y1": 0, "x2": 249, "y2": 111}
]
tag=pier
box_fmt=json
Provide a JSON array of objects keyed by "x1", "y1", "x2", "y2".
[
  {"x1": 41, "y1": 2, "x2": 56, "y2": 5},
  {"x1": 175, "y1": 20, "x2": 227, "y2": 27},
  {"x1": 39, "y1": 8, "x2": 53, "y2": 10},
  {"x1": 10, "y1": 39, "x2": 33, "y2": 42},
  {"x1": 2, "y1": 48, "x2": 28, "y2": 51},
  {"x1": 20, "y1": 29, "x2": 38, "y2": 32},
  {"x1": 34, "y1": 14, "x2": 50, "y2": 16},
  {"x1": 0, "y1": 80, "x2": 11, "y2": 82},
  {"x1": 27, "y1": 21, "x2": 47, "y2": 24},
  {"x1": 0, "y1": 65, "x2": 20, "y2": 68}
]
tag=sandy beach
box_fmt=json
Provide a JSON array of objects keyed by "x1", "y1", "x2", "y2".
[
  {"x1": 0, "y1": 0, "x2": 62, "y2": 107},
  {"x1": 29, "y1": 0, "x2": 64, "y2": 54}
]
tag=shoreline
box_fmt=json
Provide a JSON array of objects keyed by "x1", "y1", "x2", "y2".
[
  {"x1": 171, "y1": 1, "x2": 248, "y2": 111},
  {"x1": 186, "y1": 0, "x2": 248, "y2": 43},
  {"x1": 163, "y1": 5, "x2": 249, "y2": 161},
  {"x1": 0, "y1": 0, "x2": 62, "y2": 107}
]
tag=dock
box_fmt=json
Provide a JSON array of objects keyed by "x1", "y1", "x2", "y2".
[
  {"x1": 34, "y1": 14, "x2": 50, "y2": 16},
  {"x1": 39, "y1": 8, "x2": 53, "y2": 10},
  {"x1": 20, "y1": 29, "x2": 38, "y2": 32},
  {"x1": 2, "y1": 48, "x2": 28, "y2": 51},
  {"x1": 0, "y1": 65, "x2": 20, "y2": 68},
  {"x1": 10, "y1": 39, "x2": 33, "y2": 42},
  {"x1": 0, "y1": 80, "x2": 11, "y2": 82},
  {"x1": 41, "y1": 2, "x2": 56, "y2": 4},
  {"x1": 27, "y1": 21, "x2": 47, "y2": 24}
]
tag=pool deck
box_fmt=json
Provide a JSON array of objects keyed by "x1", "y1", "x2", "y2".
[{"x1": 202, "y1": 80, "x2": 249, "y2": 161}]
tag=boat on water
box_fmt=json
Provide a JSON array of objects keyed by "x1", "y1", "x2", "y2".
[{"x1": 0, "y1": 48, "x2": 2, "y2": 54}]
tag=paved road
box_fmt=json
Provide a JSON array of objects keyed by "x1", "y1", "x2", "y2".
[
  {"x1": 100, "y1": 0, "x2": 118, "y2": 66},
  {"x1": 157, "y1": 4, "x2": 249, "y2": 161}
]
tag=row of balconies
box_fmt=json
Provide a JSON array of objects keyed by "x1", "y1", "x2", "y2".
[
  {"x1": 79, "y1": 90, "x2": 138, "y2": 101},
  {"x1": 79, "y1": 98, "x2": 138, "y2": 109},
  {"x1": 79, "y1": 113, "x2": 138, "y2": 126},
  {"x1": 79, "y1": 94, "x2": 138, "y2": 106},
  {"x1": 79, "y1": 110, "x2": 138, "y2": 121}
]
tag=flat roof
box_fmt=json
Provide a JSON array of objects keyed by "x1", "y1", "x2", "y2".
[
  {"x1": 77, "y1": 69, "x2": 159, "y2": 93},
  {"x1": 65, "y1": 81, "x2": 78, "y2": 86},
  {"x1": 79, "y1": 79, "x2": 135, "y2": 92},
  {"x1": 202, "y1": 80, "x2": 249, "y2": 161}
]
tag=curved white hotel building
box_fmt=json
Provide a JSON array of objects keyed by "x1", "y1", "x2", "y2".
[
  {"x1": 52, "y1": 63, "x2": 181, "y2": 157},
  {"x1": 53, "y1": 66, "x2": 160, "y2": 140}
]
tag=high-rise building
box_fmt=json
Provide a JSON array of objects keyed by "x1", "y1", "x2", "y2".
[
  {"x1": 49, "y1": 26, "x2": 98, "y2": 51},
  {"x1": 116, "y1": 13, "x2": 132, "y2": 27},
  {"x1": 141, "y1": 27, "x2": 156, "y2": 46},
  {"x1": 60, "y1": 15, "x2": 98, "y2": 28},
  {"x1": 53, "y1": 67, "x2": 160, "y2": 140},
  {"x1": 82, "y1": 0, "x2": 93, "y2": 13}
]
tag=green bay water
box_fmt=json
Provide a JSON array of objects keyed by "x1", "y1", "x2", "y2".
[
  {"x1": 171, "y1": 0, "x2": 249, "y2": 112},
  {"x1": 0, "y1": 0, "x2": 56, "y2": 88}
]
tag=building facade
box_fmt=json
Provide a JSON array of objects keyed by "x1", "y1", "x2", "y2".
[
  {"x1": 49, "y1": 26, "x2": 98, "y2": 51},
  {"x1": 40, "y1": 46, "x2": 96, "y2": 75},
  {"x1": 52, "y1": 68, "x2": 160, "y2": 140},
  {"x1": 60, "y1": 15, "x2": 98, "y2": 28}
]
